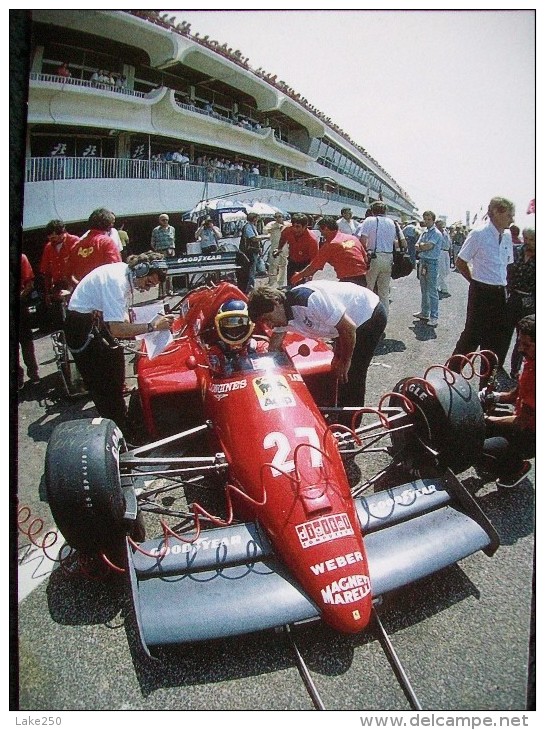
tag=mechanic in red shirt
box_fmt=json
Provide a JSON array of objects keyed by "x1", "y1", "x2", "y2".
[
  {"x1": 40, "y1": 219, "x2": 79, "y2": 330},
  {"x1": 69, "y1": 208, "x2": 121, "y2": 285},
  {"x1": 479, "y1": 314, "x2": 535, "y2": 488},
  {"x1": 289, "y1": 216, "x2": 368, "y2": 287},
  {"x1": 273, "y1": 213, "x2": 319, "y2": 283}
]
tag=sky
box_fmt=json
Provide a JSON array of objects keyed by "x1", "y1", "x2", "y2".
[{"x1": 164, "y1": 8, "x2": 535, "y2": 228}]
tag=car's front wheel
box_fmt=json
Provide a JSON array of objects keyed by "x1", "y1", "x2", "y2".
[{"x1": 45, "y1": 418, "x2": 131, "y2": 557}]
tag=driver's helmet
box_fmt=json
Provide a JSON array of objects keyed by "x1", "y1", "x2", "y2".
[{"x1": 214, "y1": 299, "x2": 254, "y2": 347}]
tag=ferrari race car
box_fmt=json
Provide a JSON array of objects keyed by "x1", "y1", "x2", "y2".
[{"x1": 45, "y1": 281, "x2": 499, "y2": 674}]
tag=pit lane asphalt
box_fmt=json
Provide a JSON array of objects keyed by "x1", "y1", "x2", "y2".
[{"x1": 15, "y1": 268, "x2": 535, "y2": 712}]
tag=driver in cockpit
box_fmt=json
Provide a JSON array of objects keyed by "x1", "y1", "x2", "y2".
[{"x1": 208, "y1": 299, "x2": 263, "y2": 374}]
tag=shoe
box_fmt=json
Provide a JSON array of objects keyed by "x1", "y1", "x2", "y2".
[
  {"x1": 496, "y1": 460, "x2": 532, "y2": 489},
  {"x1": 427, "y1": 318, "x2": 438, "y2": 327},
  {"x1": 413, "y1": 312, "x2": 428, "y2": 320}
]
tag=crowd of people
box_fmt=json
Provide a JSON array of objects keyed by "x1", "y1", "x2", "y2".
[
  {"x1": 128, "y1": 10, "x2": 410, "y2": 202},
  {"x1": 18, "y1": 195, "x2": 535, "y2": 488},
  {"x1": 55, "y1": 61, "x2": 128, "y2": 90},
  {"x1": 245, "y1": 197, "x2": 535, "y2": 488}
]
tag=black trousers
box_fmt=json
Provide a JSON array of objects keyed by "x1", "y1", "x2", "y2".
[
  {"x1": 19, "y1": 302, "x2": 39, "y2": 381},
  {"x1": 339, "y1": 274, "x2": 367, "y2": 288},
  {"x1": 338, "y1": 302, "x2": 387, "y2": 408},
  {"x1": 480, "y1": 421, "x2": 535, "y2": 480},
  {"x1": 64, "y1": 311, "x2": 127, "y2": 432},
  {"x1": 450, "y1": 280, "x2": 509, "y2": 387},
  {"x1": 504, "y1": 292, "x2": 535, "y2": 376},
  {"x1": 287, "y1": 258, "x2": 311, "y2": 283}
]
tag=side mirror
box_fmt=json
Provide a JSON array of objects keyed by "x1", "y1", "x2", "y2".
[{"x1": 297, "y1": 344, "x2": 311, "y2": 357}]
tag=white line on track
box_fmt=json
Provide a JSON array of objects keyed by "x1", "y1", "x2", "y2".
[{"x1": 18, "y1": 534, "x2": 63, "y2": 603}]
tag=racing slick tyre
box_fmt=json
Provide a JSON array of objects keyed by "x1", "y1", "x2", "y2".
[
  {"x1": 389, "y1": 370, "x2": 485, "y2": 474},
  {"x1": 45, "y1": 418, "x2": 130, "y2": 556}
]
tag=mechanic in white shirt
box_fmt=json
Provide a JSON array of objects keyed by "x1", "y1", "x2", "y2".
[
  {"x1": 248, "y1": 280, "x2": 386, "y2": 419},
  {"x1": 65, "y1": 253, "x2": 175, "y2": 435},
  {"x1": 449, "y1": 196, "x2": 515, "y2": 386}
]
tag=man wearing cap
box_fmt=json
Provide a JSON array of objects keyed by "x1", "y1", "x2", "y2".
[{"x1": 64, "y1": 252, "x2": 175, "y2": 435}]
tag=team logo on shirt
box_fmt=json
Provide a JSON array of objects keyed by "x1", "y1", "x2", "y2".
[
  {"x1": 340, "y1": 240, "x2": 356, "y2": 249},
  {"x1": 77, "y1": 246, "x2": 95, "y2": 258}
]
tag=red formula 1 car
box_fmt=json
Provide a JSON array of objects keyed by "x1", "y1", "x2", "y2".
[{"x1": 45, "y1": 281, "x2": 499, "y2": 669}]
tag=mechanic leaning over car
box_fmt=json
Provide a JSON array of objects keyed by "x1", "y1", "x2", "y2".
[
  {"x1": 64, "y1": 252, "x2": 175, "y2": 436},
  {"x1": 247, "y1": 280, "x2": 386, "y2": 424}
]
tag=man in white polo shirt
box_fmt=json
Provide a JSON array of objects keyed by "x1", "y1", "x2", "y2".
[
  {"x1": 247, "y1": 280, "x2": 386, "y2": 418},
  {"x1": 355, "y1": 201, "x2": 406, "y2": 318},
  {"x1": 449, "y1": 196, "x2": 515, "y2": 387}
]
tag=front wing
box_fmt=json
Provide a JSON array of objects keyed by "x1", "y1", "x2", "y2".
[{"x1": 127, "y1": 471, "x2": 498, "y2": 654}]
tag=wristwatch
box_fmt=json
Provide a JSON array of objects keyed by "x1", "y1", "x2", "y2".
[{"x1": 147, "y1": 321, "x2": 155, "y2": 333}]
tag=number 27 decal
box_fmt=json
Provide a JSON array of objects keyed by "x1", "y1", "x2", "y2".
[{"x1": 263, "y1": 428, "x2": 323, "y2": 477}]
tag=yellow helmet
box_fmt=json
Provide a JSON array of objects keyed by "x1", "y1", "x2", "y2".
[{"x1": 214, "y1": 299, "x2": 255, "y2": 347}]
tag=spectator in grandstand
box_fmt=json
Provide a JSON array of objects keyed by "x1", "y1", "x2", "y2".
[{"x1": 56, "y1": 62, "x2": 71, "y2": 78}]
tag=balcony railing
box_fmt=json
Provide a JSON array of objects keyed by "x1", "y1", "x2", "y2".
[
  {"x1": 29, "y1": 72, "x2": 146, "y2": 98},
  {"x1": 174, "y1": 100, "x2": 269, "y2": 134},
  {"x1": 25, "y1": 157, "x2": 370, "y2": 209}
]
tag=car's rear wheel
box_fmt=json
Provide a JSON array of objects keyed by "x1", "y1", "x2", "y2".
[
  {"x1": 389, "y1": 370, "x2": 485, "y2": 474},
  {"x1": 45, "y1": 418, "x2": 131, "y2": 557}
]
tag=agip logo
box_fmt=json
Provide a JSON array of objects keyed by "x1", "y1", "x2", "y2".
[{"x1": 253, "y1": 375, "x2": 296, "y2": 411}]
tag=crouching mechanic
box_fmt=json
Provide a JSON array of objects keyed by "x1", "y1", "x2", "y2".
[
  {"x1": 478, "y1": 314, "x2": 535, "y2": 488},
  {"x1": 247, "y1": 281, "x2": 386, "y2": 421},
  {"x1": 64, "y1": 252, "x2": 175, "y2": 435}
]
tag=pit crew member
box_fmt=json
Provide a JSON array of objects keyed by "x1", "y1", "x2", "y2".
[
  {"x1": 64, "y1": 252, "x2": 174, "y2": 435},
  {"x1": 247, "y1": 281, "x2": 386, "y2": 418}
]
